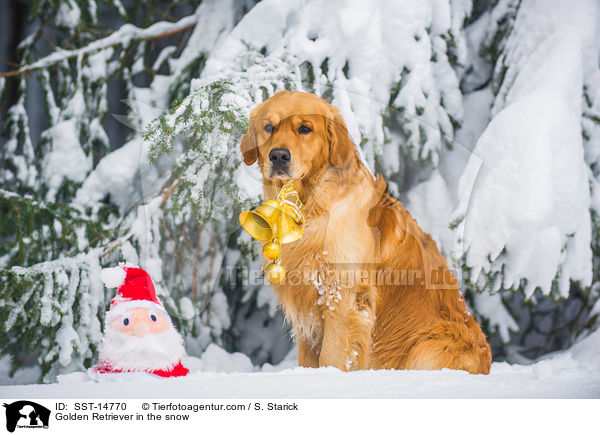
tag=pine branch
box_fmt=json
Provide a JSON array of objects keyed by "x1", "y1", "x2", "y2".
[
  {"x1": 0, "y1": 15, "x2": 197, "y2": 78},
  {"x1": 0, "y1": 188, "x2": 112, "y2": 269}
]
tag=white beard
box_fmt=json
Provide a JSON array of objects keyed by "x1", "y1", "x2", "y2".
[{"x1": 99, "y1": 325, "x2": 186, "y2": 372}]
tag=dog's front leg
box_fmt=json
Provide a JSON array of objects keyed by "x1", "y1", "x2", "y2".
[
  {"x1": 297, "y1": 336, "x2": 319, "y2": 368},
  {"x1": 318, "y1": 309, "x2": 352, "y2": 370},
  {"x1": 319, "y1": 285, "x2": 376, "y2": 371}
]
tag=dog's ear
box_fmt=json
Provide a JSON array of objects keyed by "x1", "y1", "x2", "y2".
[
  {"x1": 240, "y1": 120, "x2": 258, "y2": 166},
  {"x1": 326, "y1": 114, "x2": 356, "y2": 169}
]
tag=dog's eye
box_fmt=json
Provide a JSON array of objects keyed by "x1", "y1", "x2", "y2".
[
  {"x1": 298, "y1": 124, "x2": 312, "y2": 134},
  {"x1": 264, "y1": 123, "x2": 274, "y2": 134}
]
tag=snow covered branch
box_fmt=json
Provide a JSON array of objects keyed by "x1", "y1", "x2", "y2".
[{"x1": 0, "y1": 14, "x2": 197, "y2": 78}]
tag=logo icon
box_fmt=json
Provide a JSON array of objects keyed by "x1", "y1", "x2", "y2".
[{"x1": 3, "y1": 401, "x2": 50, "y2": 433}]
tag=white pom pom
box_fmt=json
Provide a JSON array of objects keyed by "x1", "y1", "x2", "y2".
[{"x1": 101, "y1": 267, "x2": 126, "y2": 288}]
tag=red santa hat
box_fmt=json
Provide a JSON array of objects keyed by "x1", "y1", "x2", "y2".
[{"x1": 101, "y1": 265, "x2": 168, "y2": 322}]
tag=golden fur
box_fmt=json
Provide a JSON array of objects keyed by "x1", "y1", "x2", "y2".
[{"x1": 240, "y1": 90, "x2": 492, "y2": 374}]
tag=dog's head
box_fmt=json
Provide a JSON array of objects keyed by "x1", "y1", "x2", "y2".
[{"x1": 240, "y1": 91, "x2": 356, "y2": 182}]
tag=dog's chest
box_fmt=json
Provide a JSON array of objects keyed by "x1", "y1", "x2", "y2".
[
  {"x1": 313, "y1": 188, "x2": 375, "y2": 264},
  {"x1": 276, "y1": 195, "x2": 374, "y2": 331},
  {"x1": 273, "y1": 174, "x2": 377, "y2": 341}
]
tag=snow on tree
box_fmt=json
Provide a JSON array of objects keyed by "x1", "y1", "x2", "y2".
[
  {"x1": 446, "y1": 0, "x2": 600, "y2": 355},
  {"x1": 456, "y1": 0, "x2": 596, "y2": 297},
  {"x1": 1, "y1": 0, "x2": 599, "y2": 382}
]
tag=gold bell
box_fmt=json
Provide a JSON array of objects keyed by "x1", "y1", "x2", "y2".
[
  {"x1": 239, "y1": 199, "x2": 281, "y2": 242},
  {"x1": 276, "y1": 208, "x2": 304, "y2": 244}
]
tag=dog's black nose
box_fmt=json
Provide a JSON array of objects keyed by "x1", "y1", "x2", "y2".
[{"x1": 269, "y1": 148, "x2": 291, "y2": 165}]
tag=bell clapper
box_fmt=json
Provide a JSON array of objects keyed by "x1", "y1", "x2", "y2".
[
  {"x1": 265, "y1": 258, "x2": 285, "y2": 283},
  {"x1": 263, "y1": 239, "x2": 281, "y2": 260}
]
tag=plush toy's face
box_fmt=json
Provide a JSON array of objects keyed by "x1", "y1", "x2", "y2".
[{"x1": 110, "y1": 307, "x2": 169, "y2": 337}]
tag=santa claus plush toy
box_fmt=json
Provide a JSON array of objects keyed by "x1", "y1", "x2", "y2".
[{"x1": 90, "y1": 265, "x2": 189, "y2": 378}]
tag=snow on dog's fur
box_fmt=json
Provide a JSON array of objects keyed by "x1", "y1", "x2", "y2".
[{"x1": 240, "y1": 91, "x2": 492, "y2": 374}]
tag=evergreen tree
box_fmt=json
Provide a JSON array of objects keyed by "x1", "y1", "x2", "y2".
[{"x1": 449, "y1": 0, "x2": 600, "y2": 358}]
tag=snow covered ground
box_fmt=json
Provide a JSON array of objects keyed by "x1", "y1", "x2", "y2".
[
  {"x1": 2, "y1": 330, "x2": 600, "y2": 399},
  {"x1": 2, "y1": 364, "x2": 599, "y2": 399}
]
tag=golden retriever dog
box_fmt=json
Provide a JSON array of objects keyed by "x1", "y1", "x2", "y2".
[{"x1": 240, "y1": 90, "x2": 491, "y2": 374}]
